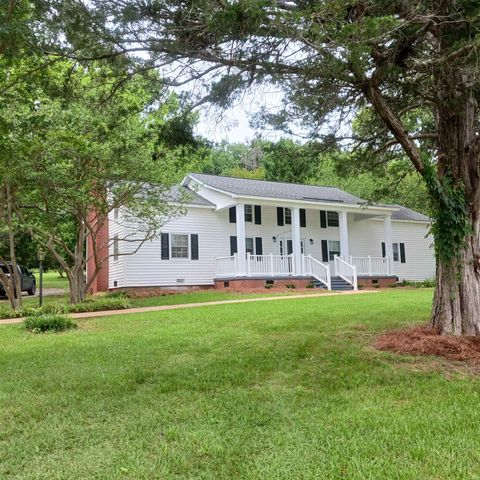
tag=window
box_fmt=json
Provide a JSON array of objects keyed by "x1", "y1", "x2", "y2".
[
  {"x1": 284, "y1": 207, "x2": 292, "y2": 225},
  {"x1": 328, "y1": 240, "x2": 341, "y2": 261},
  {"x1": 113, "y1": 235, "x2": 119, "y2": 261},
  {"x1": 244, "y1": 204, "x2": 253, "y2": 222},
  {"x1": 327, "y1": 211, "x2": 339, "y2": 227},
  {"x1": 171, "y1": 234, "x2": 189, "y2": 258},
  {"x1": 113, "y1": 208, "x2": 119, "y2": 220},
  {"x1": 246, "y1": 237, "x2": 255, "y2": 255},
  {"x1": 392, "y1": 243, "x2": 400, "y2": 262}
]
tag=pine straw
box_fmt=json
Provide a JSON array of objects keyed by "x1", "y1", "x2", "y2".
[{"x1": 375, "y1": 327, "x2": 480, "y2": 364}]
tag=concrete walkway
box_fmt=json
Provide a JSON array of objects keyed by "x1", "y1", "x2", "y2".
[{"x1": 0, "y1": 290, "x2": 376, "y2": 325}]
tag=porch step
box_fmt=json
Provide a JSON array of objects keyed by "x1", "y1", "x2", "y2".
[{"x1": 313, "y1": 276, "x2": 354, "y2": 291}]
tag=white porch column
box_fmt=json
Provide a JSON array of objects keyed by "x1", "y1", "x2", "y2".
[
  {"x1": 236, "y1": 204, "x2": 247, "y2": 276},
  {"x1": 339, "y1": 211, "x2": 350, "y2": 260},
  {"x1": 291, "y1": 207, "x2": 303, "y2": 275},
  {"x1": 383, "y1": 214, "x2": 394, "y2": 275}
]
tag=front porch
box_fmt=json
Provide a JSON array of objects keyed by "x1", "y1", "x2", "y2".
[
  {"x1": 215, "y1": 201, "x2": 398, "y2": 291},
  {"x1": 215, "y1": 253, "x2": 396, "y2": 291}
]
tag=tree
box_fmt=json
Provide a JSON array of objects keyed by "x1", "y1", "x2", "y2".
[
  {"x1": 12, "y1": 62, "x2": 192, "y2": 303},
  {"x1": 51, "y1": 0, "x2": 480, "y2": 335}
]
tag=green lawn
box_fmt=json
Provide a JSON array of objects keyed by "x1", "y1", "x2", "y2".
[
  {"x1": 2, "y1": 289, "x2": 480, "y2": 479},
  {"x1": 1, "y1": 288, "x2": 325, "y2": 312},
  {"x1": 30, "y1": 270, "x2": 70, "y2": 290}
]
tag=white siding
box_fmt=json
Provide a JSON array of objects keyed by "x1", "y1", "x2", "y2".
[
  {"x1": 349, "y1": 217, "x2": 435, "y2": 281},
  {"x1": 110, "y1": 205, "x2": 435, "y2": 287},
  {"x1": 108, "y1": 210, "x2": 126, "y2": 289}
]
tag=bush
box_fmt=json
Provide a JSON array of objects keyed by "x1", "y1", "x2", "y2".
[
  {"x1": 24, "y1": 314, "x2": 77, "y2": 333},
  {"x1": 285, "y1": 283, "x2": 296, "y2": 289},
  {"x1": 400, "y1": 278, "x2": 436, "y2": 288},
  {"x1": 67, "y1": 296, "x2": 131, "y2": 313},
  {"x1": 0, "y1": 295, "x2": 132, "y2": 320}
]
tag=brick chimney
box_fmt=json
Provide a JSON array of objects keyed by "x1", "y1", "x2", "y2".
[{"x1": 86, "y1": 212, "x2": 109, "y2": 294}]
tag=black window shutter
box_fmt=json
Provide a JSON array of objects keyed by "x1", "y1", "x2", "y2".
[
  {"x1": 254, "y1": 205, "x2": 262, "y2": 225},
  {"x1": 320, "y1": 210, "x2": 327, "y2": 228},
  {"x1": 321, "y1": 240, "x2": 329, "y2": 262},
  {"x1": 381, "y1": 242, "x2": 386, "y2": 257},
  {"x1": 277, "y1": 207, "x2": 284, "y2": 226},
  {"x1": 255, "y1": 237, "x2": 263, "y2": 255},
  {"x1": 161, "y1": 233, "x2": 169, "y2": 260},
  {"x1": 400, "y1": 243, "x2": 406, "y2": 263},
  {"x1": 230, "y1": 236, "x2": 238, "y2": 256},
  {"x1": 191, "y1": 234, "x2": 199, "y2": 260},
  {"x1": 300, "y1": 208, "x2": 306, "y2": 228},
  {"x1": 229, "y1": 206, "x2": 236, "y2": 223}
]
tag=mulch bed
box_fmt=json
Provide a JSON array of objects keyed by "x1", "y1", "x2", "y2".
[{"x1": 375, "y1": 327, "x2": 480, "y2": 364}]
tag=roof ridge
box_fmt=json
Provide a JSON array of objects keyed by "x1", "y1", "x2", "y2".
[{"x1": 189, "y1": 172, "x2": 344, "y2": 190}]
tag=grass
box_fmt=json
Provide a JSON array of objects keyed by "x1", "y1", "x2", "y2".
[
  {"x1": 129, "y1": 288, "x2": 323, "y2": 308},
  {"x1": 0, "y1": 288, "x2": 325, "y2": 314},
  {"x1": 30, "y1": 270, "x2": 70, "y2": 290},
  {"x1": 2, "y1": 289, "x2": 480, "y2": 478}
]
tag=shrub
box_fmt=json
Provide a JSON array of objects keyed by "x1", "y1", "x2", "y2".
[
  {"x1": 103, "y1": 290, "x2": 130, "y2": 299},
  {"x1": 24, "y1": 314, "x2": 77, "y2": 333},
  {"x1": 67, "y1": 296, "x2": 131, "y2": 313},
  {"x1": 400, "y1": 278, "x2": 436, "y2": 288},
  {"x1": 285, "y1": 283, "x2": 296, "y2": 289},
  {"x1": 306, "y1": 282, "x2": 314, "y2": 289},
  {"x1": 265, "y1": 284, "x2": 273, "y2": 289}
]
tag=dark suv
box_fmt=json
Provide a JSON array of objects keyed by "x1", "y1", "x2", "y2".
[{"x1": 0, "y1": 263, "x2": 36, "y2": 297}]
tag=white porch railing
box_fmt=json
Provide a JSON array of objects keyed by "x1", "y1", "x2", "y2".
[
  {"x1": 350, "y1": 256, "x2": 391, "y2": 276},
  {"x1": 303, "y1": 254, "x2": 331, "y2": 290},
  {"x1": 334, "y1": 256, "x2": 358, "y2": 290},
  {"x1": 247, "y1": 253, "x2": 294, "y2": 276},
  {"x1": 215, "y1": 255, "x2": 236, "y2": 277}
]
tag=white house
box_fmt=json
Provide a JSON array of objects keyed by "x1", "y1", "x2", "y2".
[{"x1": 88, "y1": 173, "x2": 435, "y2": 293}]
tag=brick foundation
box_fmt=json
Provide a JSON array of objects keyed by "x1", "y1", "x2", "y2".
[
  {"x1": 214, "y1": 277, "x2": 314, "y2": 291},
  {"x1": 111, "y1": 285, "x2": 214, "y2": 298},
  {"x1": 357, "y1": 276, "x2": 397, "y2": 288}
]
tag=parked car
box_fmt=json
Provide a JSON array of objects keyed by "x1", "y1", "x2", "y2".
[{"x1": 0, "y1": 263, "x2": 36, "y2": 297}]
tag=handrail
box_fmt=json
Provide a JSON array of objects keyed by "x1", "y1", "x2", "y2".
[
  {"x1": 334, "y1": 256, "x2": 357, "y2": 290},
  {"x1": 350, "y1": 256, "x2": 390, "y2": 276},
  {"x1": 303, "y1": 254, "x2": 331, "y2": 290}
]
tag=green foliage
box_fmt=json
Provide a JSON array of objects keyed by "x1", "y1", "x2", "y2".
[
  {"x1": 424, "y1": 168, "x2": 471, "y2": 263},
  {"x1": 400, "y1": 278, "x2": 436, "y2": 288},
  {"x1": 0, "y1": 295, "x2": 131, "y2": 319},
  {"x1": 23, "y1": 314, "x2": 76, "y2": 333}
]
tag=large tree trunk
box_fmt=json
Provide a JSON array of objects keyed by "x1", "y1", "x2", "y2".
[
  {"x1": 428, "y1": 62, "x2": 480, "y2": 335},
  {"x1": 430, "y1": 228, "x2": 480, "y2": 335}
]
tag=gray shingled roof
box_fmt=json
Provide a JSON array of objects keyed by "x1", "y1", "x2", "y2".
[
  {"x1": 188, "y1": 173, "x2": 366, "y2": 205},
  {"x1": 390, "y1": 205, "x2": 430, "y2": 223},
  {"x1": 187, "y1": 173, "x2": 430, "y2": 222},
  {"x1": 167, "y1": 185, "x2": 215, "y2": 206}
]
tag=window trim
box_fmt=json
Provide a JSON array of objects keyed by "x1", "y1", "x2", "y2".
[
  {"x1": 244, "y1": 204, "x2": 253, "y2": 223},
  {"x1": 326, "y1": 211, "x2": 339, "y2": 227},
  {"x1": 392, "y1": 242, "x2": 400, "y2": 262},
  {"x1": 327, "y1": 240, "x2": 341, "y2": 261},
  {"x1": 170, "y1": 233, "x2": 190, "y2": 259}
]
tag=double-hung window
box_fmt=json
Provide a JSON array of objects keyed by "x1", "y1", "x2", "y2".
[
  {"x1": 327, "y1": 211, "x2": 339, "y2": 227},
  {"x1": 284, "y1": 208, "x2": 292, "y2": 225},
  {"x1": 244, "y1": 205, "x2": 253, "y2": 222},
  {"x1": 246, "y1": 238, "x2": 255, "y2": 255},
  {"x1": 171, "y1": 234, "x2": 189, "y2": 259},
  {"x1": 392, "y1": 243, "x2": 400, "y2": 262},
  {"x1": 328, "y1": 240, "x2": 341, "y2": 261}
]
